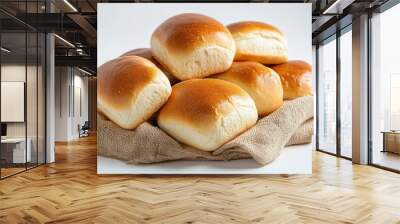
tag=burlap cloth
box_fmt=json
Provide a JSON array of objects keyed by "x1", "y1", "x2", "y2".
[{"x1": 97, "y1": 96, "x2": 314, "y2": 165}]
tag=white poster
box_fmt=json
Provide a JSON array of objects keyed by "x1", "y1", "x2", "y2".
[{"x1": 97, "y1": 3, "x2": 313, "y2": 174}]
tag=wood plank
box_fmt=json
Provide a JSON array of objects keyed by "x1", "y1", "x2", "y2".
[{"x1": 0, "y1": 135, "x2": 399, "y2": 223}]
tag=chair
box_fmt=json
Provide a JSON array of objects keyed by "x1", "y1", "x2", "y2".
[{"x1": 79, "y1": 121, "x2": 90, "y2": 138}]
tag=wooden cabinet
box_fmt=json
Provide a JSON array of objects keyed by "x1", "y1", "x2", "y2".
[{"x1": 382, "y1": 131, "x2": 400, "y2": 154}]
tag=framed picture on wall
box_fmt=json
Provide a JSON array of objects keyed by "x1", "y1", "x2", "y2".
[
  {"x1": 97, "y1": 3, "x2": 314, "y2": 174},
  {"x1": 1, "y1": 81, "x2": 25, "y2": 122}
]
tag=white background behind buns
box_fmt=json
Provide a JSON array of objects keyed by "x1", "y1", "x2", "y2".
[
  {"x1": 97, "y1": 3, "x2": 313, "y2": 174},
  {"x1": 98, "y1": 3, "x2": 311, "y2": 67}
]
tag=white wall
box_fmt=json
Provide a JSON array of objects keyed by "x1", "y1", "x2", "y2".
[
  {"x1": 71, "y1": 73, "x2": 89, "y2": 138},
  {"x1": 54, "y1": 67, "x2": 89, "y2": 141},
  {"x1": 1, "y1": 63, "x2": 46, "y2": 164},
  {"x1": 312, "y1": 45, "x2": 317, "y2": 141},
  {"x1": 312, "y1": 45, "x2": 317, "y2": 94},
  {"x1": 352, "y1": 14, "x2": 369, "y2": 164},
  {"x1": 46, "y1": 33, "x2": 56, "y2": 163},
  {"x1": 98, "y1": 3, "x2": 312, "y2": 66},
  {"x1": 1, "y1": 65, "x2": 40, "y2": 138},
  {"x1": 55, "y1": 67, "x2": 70, "y2": 141},
  {"x1": 1, "y1": 65, "x2": 26, "y2": 139}
]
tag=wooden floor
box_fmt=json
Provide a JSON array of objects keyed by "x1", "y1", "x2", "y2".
[
  {"x1": 1, "y1": 135, "x2": 400, "y2": 224},
  {"x1": 1, "y1": 167, "x2": 26, "y2": 178},
  {"x1": 373, "y1": 150, "x2": 400, "y2": 171}
]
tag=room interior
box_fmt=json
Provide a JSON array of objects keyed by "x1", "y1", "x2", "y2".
[{"x1": 0, "y1": 0, "x2": 399, "y2": 223}]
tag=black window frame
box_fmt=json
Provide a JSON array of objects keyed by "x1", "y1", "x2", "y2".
[{"x1": 315, "y1": 24, "x2": 353, "y2": 161}]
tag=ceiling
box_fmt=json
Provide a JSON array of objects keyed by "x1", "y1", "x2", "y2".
[{"x1": 0, "y1": 0, "x2": 392, "y2": 72}]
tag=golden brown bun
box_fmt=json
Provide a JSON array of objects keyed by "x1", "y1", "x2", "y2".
[
  {"x1": 213, "y1": 61, "x2": 283, "y2": 116},
  {"x1": 157, "y1": 79, "x2": 257, "y2": 151},
  {"x1": 227, "y1": 21, "x2": 288, "y2": 65},
  {"x1": 151, "y1": 13, "x2": 235, "y2": 80},
  {"x1": 120, "y1": 48, "x2": 153, "y2": 59},
  {"x1": 271, "y1": 60, "x2": 313, "y2": 100},
  {"x1": 98, "y1": 56, "x2": 171, "y2": 129},
  {"x1": 120, "y1": 48, "x2": 177, "y2": 84}
]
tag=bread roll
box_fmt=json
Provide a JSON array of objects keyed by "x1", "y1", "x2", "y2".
[
  {"x1": 151, "y1": 13, "x2": 236, "y2": 80},
  {"x1": 271, "y1": 60, "x2": 313, "y2": 100},
  {"x1": 213, "y1": 61, "x2": 283, "y2": 116},
  {"x1": 158, "y1": 79, "x2": 257, "y2": 151},
  {"x1": 120, "y1": 48, "x2": 177, "y2": 84},
  {"x1": 120, "y1": 48, "x2": 153, "y2": 59},
  {"x1": 98, "y1": 56, "x2": 171, "y2": 129},
  {"x1": 227, "y1": 21, "x2": 288, "y2": 65}
]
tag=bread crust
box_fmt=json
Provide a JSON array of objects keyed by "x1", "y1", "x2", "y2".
[
  {"x1": 227, "y1": 21, "x2": 288, "y2": 65},
  {"x1": 213, "y1": 61, "x2": 283, "y2": 116},
  {"x1": 157, "y1": 79, "x2": 258, "y2": 151},
  {"x1": 271, "y1": 60, "x2": 313, "y2": 100},
  {"x1": 151, "y1": 13, "x2": 235, "y2": 80},
  {"x1": 98, "y1": 56, "x2": 171, "y2": 129},
  {"x1": 120, "y1": 48, "x2": 177, "y2": 83}
]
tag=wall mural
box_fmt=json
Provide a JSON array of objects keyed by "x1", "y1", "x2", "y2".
[{"x1": 97, "y1": 3, "x2": 313, "y2": 174}]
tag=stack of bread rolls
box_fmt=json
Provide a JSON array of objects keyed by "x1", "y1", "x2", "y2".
[{"x1": 98, "y1": 13, "x2": 313, "y2": 152}]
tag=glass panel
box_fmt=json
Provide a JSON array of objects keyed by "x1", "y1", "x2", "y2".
[
  {"x1": 371, "y1": 4, "x2": 400, "y2": 171},
  {"x1": 27, "y1": 31, "x2": 38, "y2": 169},
  {"x1": 1, "y1": 31, "x2": 27, "y2": 177},
  {"x1": 317, "y1": 38, "x2": 337, "y2": 154},
  {"x1": 0, "y1": 1, "x2": 46, "y2": 178},
  {"x1": 38, "y1": 32, "x2": 45, "y2": 165},
  {"x1": 340, "y1": 30, "x2": 352, "y2": 158}
]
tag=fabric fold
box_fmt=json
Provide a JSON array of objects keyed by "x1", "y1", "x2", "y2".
[{"x1": 97, "y1": 96, "x2": 314, "y2": 165}]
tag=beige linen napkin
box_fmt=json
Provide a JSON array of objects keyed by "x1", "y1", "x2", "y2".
[{"x1": 97, "y1": 96, "x2": 314, "y2": 165}]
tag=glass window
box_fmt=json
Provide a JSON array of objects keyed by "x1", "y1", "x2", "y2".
[
  {"x1": 371, "y1": 3, "x2": 400, "y2": 171},
  {"x1": 317, "y1": 37, "x2": 337, "y2": 154},
  {"x1": 38, "y1": 32, "x2": 46, "y2": 165},
  {"x1": 340, "y1": 29, "x2": 352, "y2": 158},
  {"x1": 27, "y1": 31, "x2": 38, "y2": 169},
  {"x1": 0, "y1": 1, "x2": 46, "y2": 179},
  {"x1": 1, "y1": 31, "x2": 28, "y2": 178}
]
